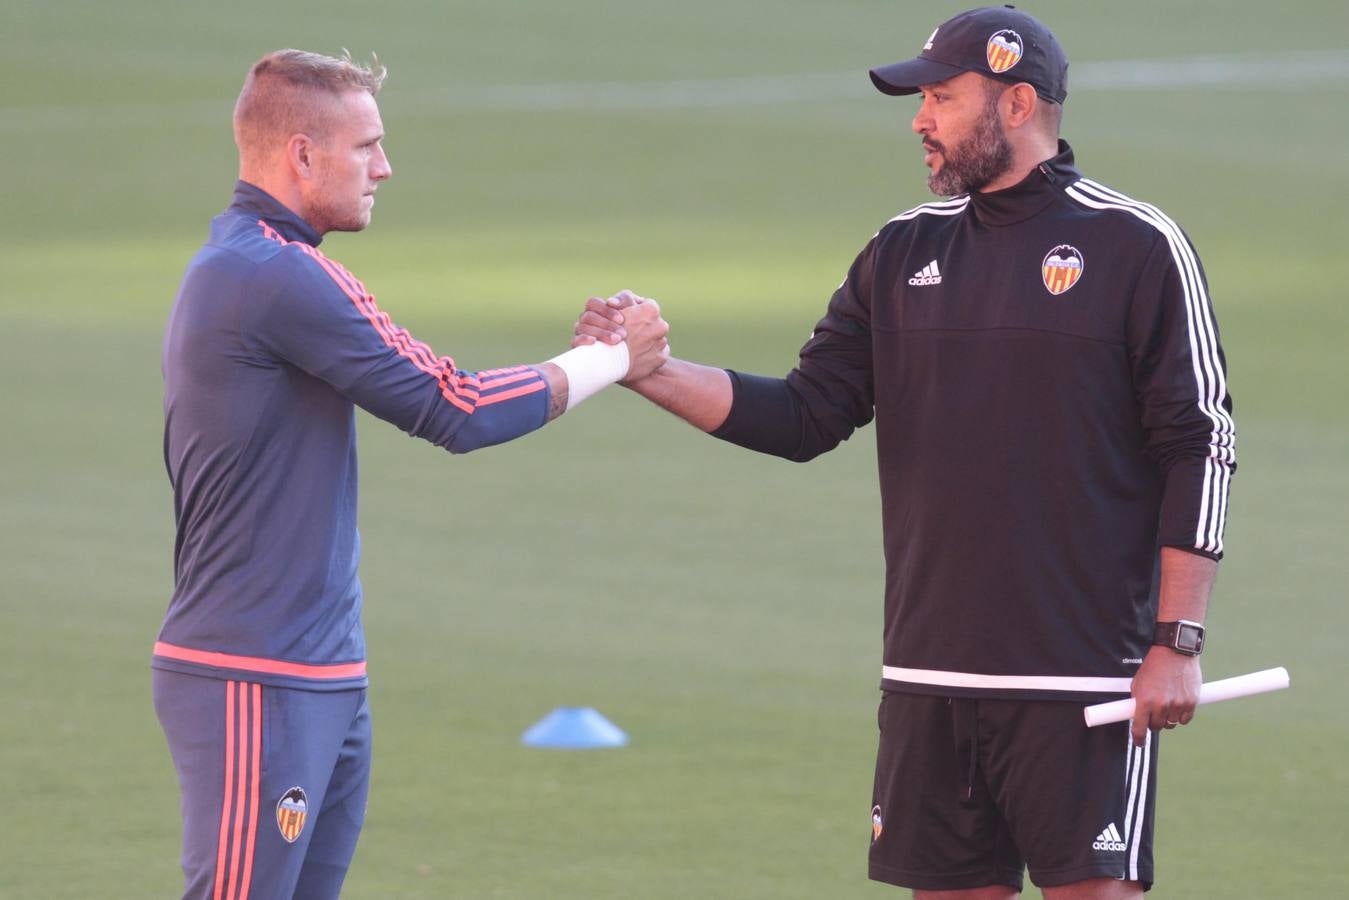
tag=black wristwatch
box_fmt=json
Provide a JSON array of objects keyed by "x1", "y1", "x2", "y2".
[{"x1": 1153, "y1": 619, "x2": 1205, "y2": 656}]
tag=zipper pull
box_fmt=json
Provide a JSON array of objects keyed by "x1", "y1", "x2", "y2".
[{"x1": 1039, "y1": 162, "x2": 1057, "y2": 183}]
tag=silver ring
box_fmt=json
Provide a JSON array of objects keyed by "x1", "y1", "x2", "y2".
[{"x1": 1165, "y1": 720, "x2": 1180, "y2": 726}]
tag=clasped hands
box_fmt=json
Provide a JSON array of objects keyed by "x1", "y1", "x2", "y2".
[{"x1": 573, "y1": 289, "x2": 669, "y2": 384}]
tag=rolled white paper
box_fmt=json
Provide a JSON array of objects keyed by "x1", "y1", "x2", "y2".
[{"x1": 1083, "y1": 667, "x2": 1290, "y2": 727}]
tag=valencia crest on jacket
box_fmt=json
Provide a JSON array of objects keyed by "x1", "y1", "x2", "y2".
[
  {"x1": 986, "y1": 30, "x2": 1023, "y2": 74},
  {"x1": 276, "y1": 786, "x2": 308, "y2": 843},
  {"x1": 1041, "y1": 244, "x2": 1084, "y2": 295}
]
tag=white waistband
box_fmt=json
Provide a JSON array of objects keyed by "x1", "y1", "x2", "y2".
[{"x1": 882, "y1": 665, "x2": 1132, "y2": 693}]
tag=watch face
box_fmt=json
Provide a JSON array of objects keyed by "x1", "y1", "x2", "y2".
[{"x1": 1176, "y1": 623, "x2": 1204, "y2": 652}]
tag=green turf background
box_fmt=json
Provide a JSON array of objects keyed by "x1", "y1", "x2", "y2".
[{"x1": 2, "y1": 0, "x2": 1346, "y2": 896}]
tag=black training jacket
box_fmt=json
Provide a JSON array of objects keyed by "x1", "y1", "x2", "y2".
[{"x1": 715, "y1": 142, "x2": 1235, "y2": 700}]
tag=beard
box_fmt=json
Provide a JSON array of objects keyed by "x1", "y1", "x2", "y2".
[
  {"x1": 925, "y1": 97, "x2": 1014, "y2": 196},
  {"x1": 304, "y1": 192, "x2": 371, "y2": 235}
]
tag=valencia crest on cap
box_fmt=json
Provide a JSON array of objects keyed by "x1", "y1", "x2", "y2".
[
  {"x1": 1042, "y1": 245, "x2": 1084, "y2": 295},
  {"x1": 986, "y1": 29, "x2": 1023, "y2": 74}
]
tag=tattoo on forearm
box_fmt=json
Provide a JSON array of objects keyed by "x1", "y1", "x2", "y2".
[
  {"x1": 534, "y1": 362, "x2": 569, "y2": 422},
  {"x1": 547, "y1": 381, "x2": 568, "y2": 421}
]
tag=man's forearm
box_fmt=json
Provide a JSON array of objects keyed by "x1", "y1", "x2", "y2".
[
  {"x1": 1127, "y1": 545, "x2": 1217, "y2": 744},
  {"x1": 1156, "y1": 546, "x2": 1218, "y2": 623},
  {"x1": 535, "y1": 362, "x2": 569, "y2": 422},
  {"x1": 624, "y1": 357, "x2": 733, "y2": 432}
]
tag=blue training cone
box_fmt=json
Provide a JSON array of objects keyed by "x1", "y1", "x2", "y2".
[{"x1": 521, "y1": 707, "x2": 629, "y2": 749}]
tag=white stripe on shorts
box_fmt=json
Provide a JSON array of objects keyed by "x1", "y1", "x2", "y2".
[{"x1": 1121, "y1": 729, "x2": 1152, "y2": 881}]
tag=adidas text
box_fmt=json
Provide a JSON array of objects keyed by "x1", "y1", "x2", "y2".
[{"x1": 1093, "y1": 823, "x2": 1126, "y2": 852}]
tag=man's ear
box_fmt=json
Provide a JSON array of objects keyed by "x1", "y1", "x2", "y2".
[
  {"x1": 286, "y1": 133, "x2": 317, "y2": 179},
  {"x1": 1003, "y1": 83, "x2": 1039, "y2": 129}
]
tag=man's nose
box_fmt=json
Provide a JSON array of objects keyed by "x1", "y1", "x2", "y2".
[
  {"x1": 912, "y1": 98, "x2": 933, "y2": 135},
  {"x1": 372, "y1": 145, "x2": 392, "y2": 181}
]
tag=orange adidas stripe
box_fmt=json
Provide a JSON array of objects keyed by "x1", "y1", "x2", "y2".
[
  {"x1": 213, "y1": 682, "x2": 235, "y2": 900},
  {"x1": 291, "y1": 241, "x2": 477, "y2": 403},
  {"x1": 154, "y1": 642, "x2": 367, "y2": 680},
  {"x1": 257, "y1": 221, "x2": 543, "y2": 417},
  {"x1": 300, "y1": 241, "x2": 503, "y2": 395},
  {"x1": 313, "y1": 249, "x2": 480, "y2": 413},
  {"x1": 225, "y1": 683, "x2": 248, "y2": 899},
  {"x1": 477, "y1": 381, "x2": 547, "y2": 406},
  {"x1": 257, "y1": 221, "x2": 469, "y2": 398},
  {"x1": 236, "y1": 683, "x2": 262, "y2": 900}
]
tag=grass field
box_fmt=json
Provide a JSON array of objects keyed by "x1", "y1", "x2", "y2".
[{"x1": 3, "y1": 0, "x2": 1347, "y2": 896}]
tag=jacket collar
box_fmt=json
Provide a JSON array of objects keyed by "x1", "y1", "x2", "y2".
[
  {"x1": 228, "y1": 180, "x2": 323, "y2": 246},
  {"x1": 965, "y1": 140, "x2": 1079, "y2": 227}
]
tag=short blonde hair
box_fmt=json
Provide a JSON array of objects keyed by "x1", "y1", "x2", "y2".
[{"x1": 233, "y1": 49, "x2": 386, "y2": 152}]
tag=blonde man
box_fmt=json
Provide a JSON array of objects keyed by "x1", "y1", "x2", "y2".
[{"x1": 154, "y1": 49, "x2": 667, "y2": 899}]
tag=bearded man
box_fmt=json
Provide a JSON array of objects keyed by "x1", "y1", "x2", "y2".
[{"x1": 573, "y1": 7, "x2": 1235, "y2": 898}]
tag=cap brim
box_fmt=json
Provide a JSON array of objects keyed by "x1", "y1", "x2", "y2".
[{"x1": 869, "y1": 57, "x2": 969, "y2": 95}]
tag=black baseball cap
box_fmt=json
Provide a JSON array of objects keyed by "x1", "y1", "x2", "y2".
[{"x1": 869, "y1": 5, "x2": 1069, "y2": 104}]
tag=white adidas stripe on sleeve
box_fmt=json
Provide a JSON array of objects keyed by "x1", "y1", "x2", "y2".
[{"x1": 1065, "y1": 180, "x2": 1235, "y2": 555}]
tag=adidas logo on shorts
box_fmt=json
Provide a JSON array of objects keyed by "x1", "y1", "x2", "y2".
[{"x1": 1092, "y1": 822, "x2": 1126, "y2": 852}]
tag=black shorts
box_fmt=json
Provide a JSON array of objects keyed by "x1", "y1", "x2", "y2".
[{"x1": 868, "y1": 692, "x2": 1157, "y2": 892}]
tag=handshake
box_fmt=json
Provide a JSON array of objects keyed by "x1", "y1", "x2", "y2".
[
  {"x1": 537, "y1": 290, "x2": 671, "y2": 418},
  {"x1": 547, "y1": 288, "x2": 728, "y2": 432},
  {"x1": 569, "y1": 289, "x2": 671, "y2": 385}
]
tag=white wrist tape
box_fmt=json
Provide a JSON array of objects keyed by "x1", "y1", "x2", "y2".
[{"x1": 548, "y1": 341, "x2": 630, "y2": 411}]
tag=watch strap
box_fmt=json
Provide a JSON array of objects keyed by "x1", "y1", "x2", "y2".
[{"x1": 1153, "y1": 619, "x2": 1205, "y2": 656}]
